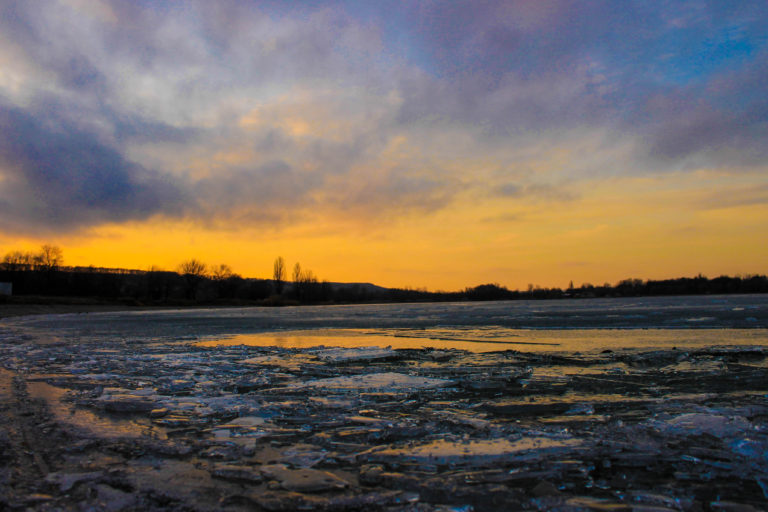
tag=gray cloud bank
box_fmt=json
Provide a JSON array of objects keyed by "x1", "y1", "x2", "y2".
[{"x1": 0, "y1": 100, "x2": 187, "y2": 232}]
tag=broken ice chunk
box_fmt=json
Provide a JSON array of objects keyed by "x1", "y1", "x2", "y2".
[
  {"x1": 97, "y1": 394, "x2": 157, "y2": 413},
  {"x1": 314, "y1": 346, "x2": 398, "y2": 363},
  {"x1": 566, "y1": 496, "x2": 631, "y2": 510},
  {"x1": 260, "y1": 463, "x2": 350, "y2": 492},
  {"x1": 730, "y1": 438, "x2": 768, "y2": 463},
  {"x1": 219, "y1": 416, "x2": 266, "y2": 428},
  {"x1": 211, "y1": 416, "x2": 269, "y2": 439},
  {"x1": 45, "y1": 471, "x2": 103, "y2": 492},
  {"x1": 358, "y1": 437, "x2": 582, "y2": 466},
  {"x1": 276, "y1": 444, "x2": 328, "y2": 468},
  {"x1": 211, "y1": 464, "x2": 263, "y2": 483},
  {"x1": 655, "y1": 413, "x2": 754, "y2": 438},
  {"x1": 250, "y1": 490, "x2": 414, "y2": 511},
  {"x1": 308, "y1": 396, "x2": 358, "y2": 409},
  {"x1": 241, "y1": 354, "x2": 319, "y2": 370},
  {"x1": 94, "y1": 484, "x2": 138, "y2": 512},
  {"x1": 291, "y1": 372, "x2": 454, "y2": 392}
]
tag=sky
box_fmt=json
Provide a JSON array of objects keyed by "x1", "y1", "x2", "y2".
[{"x1": 0, "y1": 0, "x2": 766, "y2": 291}]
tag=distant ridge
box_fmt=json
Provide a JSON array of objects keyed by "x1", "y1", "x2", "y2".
[{"x1": 326, "y1": 282, "x2": 390, "y2": 293}]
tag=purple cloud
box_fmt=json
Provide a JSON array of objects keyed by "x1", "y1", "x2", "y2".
[{"x1": 0, "y1": 101, "x2": 188, "y2": 234}]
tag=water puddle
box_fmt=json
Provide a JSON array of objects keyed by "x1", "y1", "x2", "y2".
[
  {"x1": 285, "y1": 372, "x2": 455, "y2": 392},
  {"x1": 196, "y1": 327, "x2": 768, "y2": 354},
  {"x1": 359, "y1": 437, "x2": 583, "y2": 466},
  {"x1": 197, "y1": 328, "x2": 540, "y2": 352},
  {"x1": 27, "y1": 380, "x2": 167, "y2": 439}
]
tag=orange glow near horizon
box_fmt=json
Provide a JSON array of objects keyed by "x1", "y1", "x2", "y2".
[{"x1": 3, "y1": 171, "x2": 766, "y2": 292}]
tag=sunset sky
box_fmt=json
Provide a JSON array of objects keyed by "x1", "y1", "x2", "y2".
[{"x1": 0, "y1": 1, "x2": 766, "y2": 290}]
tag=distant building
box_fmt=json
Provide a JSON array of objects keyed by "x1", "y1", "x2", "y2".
[{"x1": 0, "y1": 282, "x2": 11, "y2": 296}]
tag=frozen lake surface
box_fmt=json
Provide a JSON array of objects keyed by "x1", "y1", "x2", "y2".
[
  {"x1": 6, "y1": 294, "x2": 768, "y2": 353},
  {"x1": 1, "y1": 295, "x2": 767, "y2": 510}
]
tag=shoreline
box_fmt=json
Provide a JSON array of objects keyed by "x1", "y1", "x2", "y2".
[{"x1": 0, "y1": 303, "x2": 149, "y2": 320}]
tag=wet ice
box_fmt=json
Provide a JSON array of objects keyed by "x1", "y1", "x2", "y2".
[{"x1": 1, "y1": 299, "x2": 767, "y2": 510}]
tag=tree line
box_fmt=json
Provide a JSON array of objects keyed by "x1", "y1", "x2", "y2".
[
  {"x1": 0, "y1": 247, "x2": 333, "y2": 305},
  {"x1": 456, "y1": 274, "x2": 768, "y2": 301},
  {"x1": 2, "y1": 245, "x2": 64, "y2": 272},
  {"x1": 2, "y1": 245, "x2": 767, "y2": 305}
]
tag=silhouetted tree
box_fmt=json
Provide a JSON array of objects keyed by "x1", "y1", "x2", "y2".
[
  {"x1": 299, "y1": 268, "x2": 317, "y2": 301},
  {"x1": 34, "y1": 244, "x2": 63, "y2": 271},
  {"x1": 210, "y1": 264, "x2": 240, "y2": 298},
  {"x1": 292, "y1": 262, "x2": 302, "y2": 299},
  {"x1": 210, "y1": 263, "x2": 234, "y2": 281},
  {"x1": 290, "y1": 262, "x2": 323, "y2": 302},
  {"x1": 292, "y1": 262, "x2": 301, "y2": 284},
  {"x1": 273, "y1": 256, "x2": 286, "y2": 294},
  {"x1": 178, "y1": 259, "x2": 207, "y2": 277},
  {"x1": 2, "y1": 250, "x2": 34, "y2": 271},
  {"x1": 178, "y1": 259, "x2": 207, "y2": 299}
]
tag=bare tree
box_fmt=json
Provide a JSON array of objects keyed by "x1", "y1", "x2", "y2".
[
  {"x1": 35, "y1": 244, "x2": 63, "y2": 271},
  {"x1": 2, "y1": 250, "x2": 34, "y2": 271},
  {"x1": 273, "y1": 256, "x2": 285, "y2": 294},
  {"x1": 210, "y1": 263, "x2": 234, "y2": 281},
  {"x1": 292, "y1": 262, "x2": 302, "y2": 285},
  {"x1": 301, "y1": 268, "x2": 317, "y2": 284},
  {"x1": 210, "y1": 263, "x2": 238, "y2": 299},
  {"x1": 291, "y1": 262, "x2": 321, "y2": 302},
  {"x1": 177, "y1": 259, "x2": 207, "y2": 300},
  {"x1": 292, "y1": 262, "x2": 302, "y2": 300},
  {"x1": 178, "y1": 259, "x2": 207, "y2": 278}
]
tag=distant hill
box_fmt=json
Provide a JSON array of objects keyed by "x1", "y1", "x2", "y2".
[{"x1": 325, "y1": 282, "x2": 390, "y2": 293}]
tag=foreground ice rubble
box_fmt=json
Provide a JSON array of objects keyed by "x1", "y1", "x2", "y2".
[
  {"x1": 314, "y1": 346, "x2": 399, "y2": 363},
  {"x1": 358, "y1": 436, "x2": 583, "y2": 466},
  {"x1": 289, "y1": 372, "x2": 454, "y2": 392},
  {"x1": 0, "y1": 331, "x2": 767, "y2": 511}
]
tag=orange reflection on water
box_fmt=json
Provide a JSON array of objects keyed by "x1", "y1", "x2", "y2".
[
  {"x1": 195, "y1": 328, "x2": 768, "y2": 354},
  {"x1": 195, "y1": 328, "x2": 544, "y2": 352},
  {"x1": 26, "y1": 380, "x2": 165, "y2": 439}
]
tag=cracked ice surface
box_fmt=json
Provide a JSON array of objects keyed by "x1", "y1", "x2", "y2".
[
  {"x1": 359, "y1": 437, "x2": 583, "y2": 466},
  {"x1": 0, "y1": 297, "x2": 767, "y2": 510},
  {"x1": 288, "y1": 372, "x2": 455, "y2": 392}
]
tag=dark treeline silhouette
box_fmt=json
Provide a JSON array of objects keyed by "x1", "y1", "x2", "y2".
[
  {"x1": 456, "y1": 275, "x2": 768, "y2": 301},
  {"x1": 1, "y1": 246, "x2": 767, "y2": 306},
  {"x1": 0, "y1": 249, "x2": 335, "y2": 305},
  {"x1": 1, "y1": 264, "x2": 273, "y2": 304}
]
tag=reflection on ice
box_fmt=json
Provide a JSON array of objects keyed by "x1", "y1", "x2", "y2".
[
  {"x1": 653, "y1": 412, "x2": 755, "y2": 438},
  {"x1": 27, "y1": 381, "x2": 165, "y2": 440},
  {"x1": 359, "y1": 437, "x2": 583, "y2": 466},
  {"x1": 315, "y1": 346, "x2": 398, "y2": 363},
  {"x1": 198, "y1": 327, "x2": 768, "y2": 354},
  {"x1": 260, "y1": 463, "x2": 350, "y2": 492},
  {"x1": 198, "y1": 329, "x2": 540, "y2": 352},
  {"x1": 287, "y1": 372, "x2": 454, "y2": 392}
]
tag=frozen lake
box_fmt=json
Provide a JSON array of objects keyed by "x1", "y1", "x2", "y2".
[
  {"x1": 6, "y1": 294, "x2": 768, "y2": 353},
  {"x1": 1, "y1": 294, "x2": 767, "y2": 509}
]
